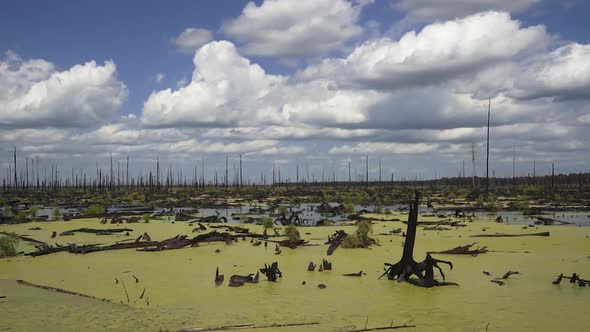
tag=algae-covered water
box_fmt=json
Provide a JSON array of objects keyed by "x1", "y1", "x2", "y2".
[{"x1": 1, "y1": 214, "x2": 590, "y2": 331}]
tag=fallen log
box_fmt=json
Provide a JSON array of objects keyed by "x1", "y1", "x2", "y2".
[
  {"x1": 343, "y1": 271, "x2": 363, "y2": 277},
  {"x1": 178, "y1": 321, "x2": 320, "y2": 331},
  {"x1": 62, "y1": 228, "x2": 134, "y2": 234},
  {"x1": 348, "y1": 323, "x2": 416, "y2": 331},
  {"x1": 326, "y1": 230, "x2": 348, "y2": 255},
  {"x1": 429, "y1": 243, "x2": 488, "y2": 256},
  {"x1": 16, "y1": 280, "x2": 113, "y2": 303},
  {"x1": 470, "y1": 232, "x2": 550, "y2": 238}
]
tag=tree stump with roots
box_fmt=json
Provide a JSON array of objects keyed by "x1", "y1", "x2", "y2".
[{"x1": 381, "y1": 191, "x2": 458, "y2": 287}]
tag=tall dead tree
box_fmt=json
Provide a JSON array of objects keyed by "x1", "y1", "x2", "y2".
[
  {"x1": 485, "y1": 97, "x2": 491, "y2": 195},
  {"x1": 381, "y1": 191, "x2": 457, "y2": 287}
]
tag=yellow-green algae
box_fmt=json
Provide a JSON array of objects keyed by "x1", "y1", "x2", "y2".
[{"x1": 1, "y1": 216, "x2": 590, "y2": 331}]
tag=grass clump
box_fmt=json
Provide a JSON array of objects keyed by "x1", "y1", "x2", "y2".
[
  {"x1": 0, "y1": 233, "x2": 20, "y2": 258},
  {"x1": 341, "y1": 221, "x2": 373, "y2": 249},
  {"x1": 142, "y1": 213, "x2": 151, "y2": 223},
  {"x1": 283, "y1": 225, "x2": 300, "y2": 244},
  {"x1": 84, "y1": 204, "x2": 106, "y2": 216}
]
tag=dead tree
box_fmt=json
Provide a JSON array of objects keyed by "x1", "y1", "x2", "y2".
[
  {"x1": 380, "y1": 191, "x2": 457, "y2": 287},
  {"x1": 260, "y1": 262, "x2": 282, "y2": 282}
]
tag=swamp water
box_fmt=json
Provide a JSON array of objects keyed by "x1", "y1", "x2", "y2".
[{"x1": 1, "y1": 212, "x2": 590, "y2": 331}]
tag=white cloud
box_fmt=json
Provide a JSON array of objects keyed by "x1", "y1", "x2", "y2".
[
  {"x1": 222, "y1": 0, "x2": 370, "y2": 58},
  {"x1": 0, "y1": 52, "x2": 128, "y2": 128},
  {"x1": 173, "y1": 28, "x2": 213, "y2": 54},
  {"x1": 510, "y1": 43, "x2": 590, "y2": 100},
  {"x1": 299, "y1": 12, "x2": 548, "y2": 89},
  {"x1": 155, "y1": 73, "x2": 165, "y2": 83},
  {"x1": 142, "y1": 41, "x2": 285, "y2": 127}
]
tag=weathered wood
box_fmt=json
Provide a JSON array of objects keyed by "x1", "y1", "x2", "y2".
[
  {"x1": 429, "y1": 243, "x2": 488, "y2": 256},
  {"x1": 348, "y1": 323, "x2": 416, "y2": 331},
  {"x1": 63, "y1": 228, "x2": 134, "y2": 234},
  {"x1": 470, "y1": 232, "x2": 549, "y2": 238},
  {"x1": 381, "y1": 192, "x2": 456, "y2": 287},
  {"x1": 178, "y1": 321, "x2": 320, "y2": 331},
  {"x1": 326, "y1": 230, "x2": 347, "y2": 255},
  {"x1": 16, "y1": 280, "x2": 113, "y2": 303}
]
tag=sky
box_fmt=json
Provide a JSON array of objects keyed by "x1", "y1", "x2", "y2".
[{"x1": 1, "y1": 0, "x2": 590, "y2": 184}]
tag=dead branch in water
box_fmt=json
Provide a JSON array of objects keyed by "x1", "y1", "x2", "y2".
[
  {"x1": 348, "y1": 322, "x2": 416, "y2": 331},
  {"x1": 178, "y1": 321, "x2": 320, "y2": 331},
  {"x1": 429, "y1": 243, "x2": 488, "y2": 256},
  {"x1": 16, "y1": 280, "x2": 113, "y2": 303},
  {"x1": 470, "y1": 232, "x2": 549, "y2": 238}
]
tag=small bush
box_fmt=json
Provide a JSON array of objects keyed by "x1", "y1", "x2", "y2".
[
  {"x1": 341, "y1": 234, "x2": 360, "y2": 248},
  {"x1": 0, "y1": 233, "x2": 19, "y2": 258},
  {"x1": 262, "y1": 216, "x2": 274, "y2": 229},
  {"x1": 27, "y1": 207, "x2": 38, "y2": 221},
  {"x1": 142, "y1": 213, "x2": 151, "y2": 223},
  {"x1": 51, "y1": 207, "x2": 61, "y2": 220},
  {"x1": 15, "y1": 211, "x2": 28, "y2": 222},
  {"x1": 278, "y1": 205, "x2": 289, "y2": 215},
  {"x1": 283, "y1": 225, "x2": 300, "y2": 243},
  {"x1": 344, "y1": 201, "x2": 355, "y2": 214},
  {"x1": 84, "y1": 204, "x2": 106, "y2": 216}
]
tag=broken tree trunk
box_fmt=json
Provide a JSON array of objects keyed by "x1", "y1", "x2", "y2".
[
  {"x1": 326, "y1": 230, "x2": 347, "y2": 255},
  {"x1": 380, "y1": 191, "x2": 457, "y2": 287}
]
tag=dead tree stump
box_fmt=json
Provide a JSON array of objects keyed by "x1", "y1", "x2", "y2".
[{"x1": 381, "y1": 191, "x2": 457, "y2": 287}]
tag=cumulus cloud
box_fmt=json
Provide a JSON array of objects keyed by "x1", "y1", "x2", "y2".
[
  {"x1": 299, "y1": 12, "x2": 548, "y2": 89},
  {"x1": 142, "y1": 41, "x2": 285, "y2": 127},
  {"x1": 0, "y1": 51, "x2": 128, "y2": 128},
  {"x1": 510, "y1": 44, "x2": 590, "y2": 100},
  {"x1": 222, "y1": 0, "x2": 370, "y2": 58},
  {"x1": 173, "y1": 28, "x2": 213, "y2": 54}
]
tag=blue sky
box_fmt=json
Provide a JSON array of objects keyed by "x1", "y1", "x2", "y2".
[{"x1": 1, "y1": 0, "x2": 590, "y2": 183}]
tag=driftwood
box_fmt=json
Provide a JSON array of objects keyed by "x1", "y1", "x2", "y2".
[
  {"x1": 470, "y1": 232, "x2": 549, "y2": 238},
  {"x1": 228, "y1": 273, "x2": 259, "y2": 287},
  {"x1": 534, "y1": 216, "x2": 571, "y2": 225},
  {"x1": 381, "y1": 192, "x2": 457, "y2": 287},
  {"x1": 348, "y1": 323, "x2": 416, "y2": 332},
  {"x1": 178, "y1": 321, "x2": 320, "y2": 331},
  {"x1": 429, "y1": 243, "x2": 488, "y2": 256},
  {"x1": 326, "y1": 230, "x2": 348, "y2": 255},
  {"x1": 62, "y1": 228, "x2": 133, "y2": 234},
  {"x1": 16, "y1": 280, "x2": 113, "y2": 303},
  {"x1": 26, "y1": 231, "x2": 237, "y2": 257},
  {"x1": 343, "y1": 271, "x2": 363, "y2": 277}
]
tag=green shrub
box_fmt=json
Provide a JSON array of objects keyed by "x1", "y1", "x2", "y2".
[
  {"x1": 344, "y1": 201, "x2": 355, "y2": 214},
  {"x1": 262, "y1": 216, "x2": 274, "y2": 229},
  {"x1": 514, "y1": 196, "x2": 530, "y2": 211},
  {"x1": 356, "y1": 221, "x2": 372, "y2": 245},
  {"x1": 278, "y1": 205, "x2": 289, "y2": 215},
  {"x1": 142, "y1": 213, "x2": 151, "y2": 223},
  {"x1": 51, "y1": 207, "x2": 61, "y2": 220},
  {"x1": 27, "y1": 207, "x2": 38, "y2": 221},
  {"x1": 0, "y1": 233, "x2": 19, "y2": 258},
  {"x1": 341, "y1": 234, "x2": 360, "y2": 248},
  {"x1": 15, "y1": 211, "x2": 28, "y2": 222},
  {"x1": 84, "y1": 204, "x2": 106, "y2": 216},
  {"x1": 283, "y1": 225, "x2": 300, "y2": 243}
]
